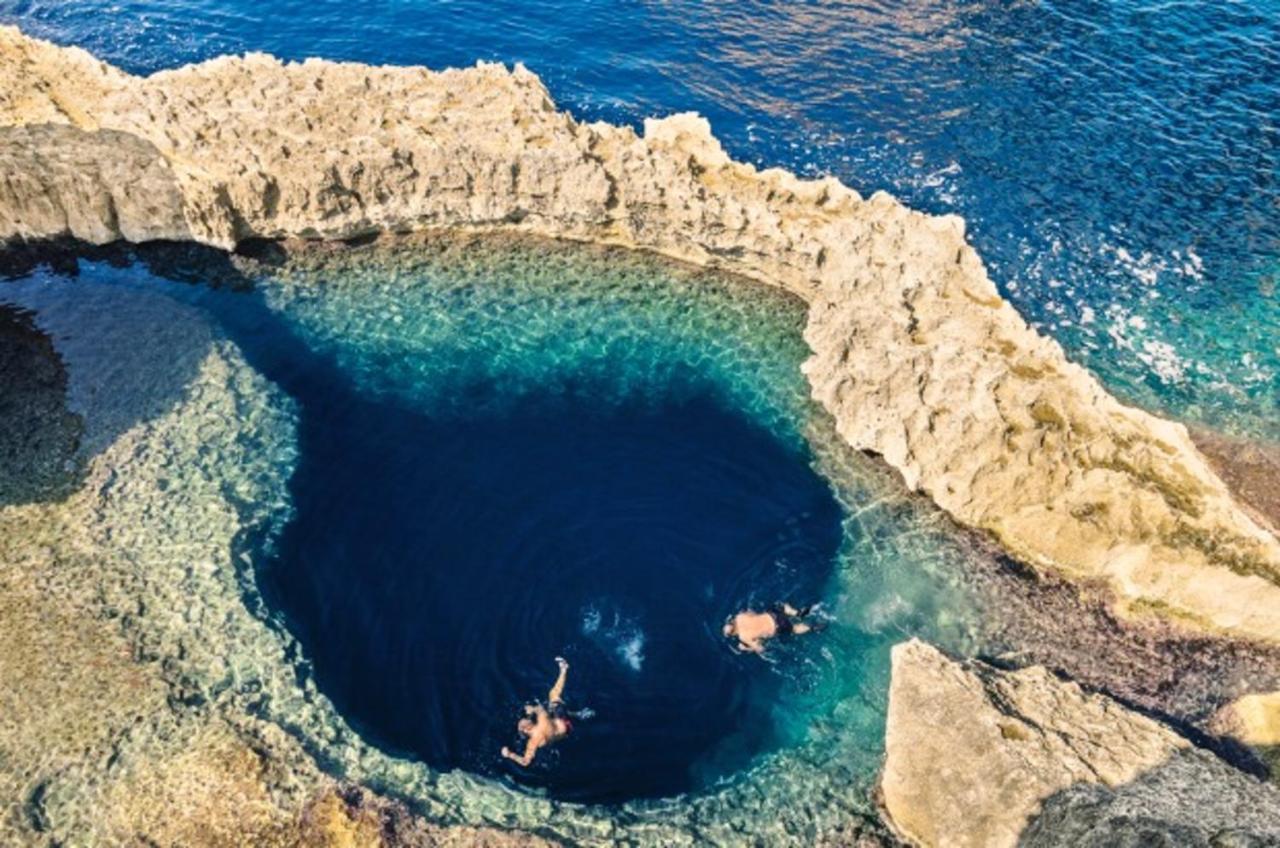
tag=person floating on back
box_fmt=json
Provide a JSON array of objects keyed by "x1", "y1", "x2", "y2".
[
  {"x1": 501, "y1": 656, "x2": 575, "y2": 767},
  {"x1": 723, "y1": 602, "x2": 817, "y2": 654}
]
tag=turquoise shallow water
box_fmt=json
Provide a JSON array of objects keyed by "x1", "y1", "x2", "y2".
[{"x1": 5, "y1": 0, "x2": 1278, "y2": 439}]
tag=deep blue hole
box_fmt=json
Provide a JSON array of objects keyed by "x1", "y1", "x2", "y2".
[{"x1": 262, "y1": 371, "x2": 843, "y2": 803}]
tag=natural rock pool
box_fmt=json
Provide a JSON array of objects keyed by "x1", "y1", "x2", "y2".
[
  {"x1": 0, "y1": 233, "x2": 1007, "y2": 836},
  {"x1": 2, "y1": 2, "x2": 1279, "y2": 841},
  {"x1": 272, "y1": 387, "x2": 840, "y2": 803}
]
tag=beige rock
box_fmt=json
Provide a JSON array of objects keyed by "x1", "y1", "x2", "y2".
[
  {"x1": 1, "y1": 26, "x2": 1278, "y2": 640},
  {"x1": 881, "y1": 639, "x2": 1186, "y2": 847},
  {"x1": 881, "y1": 640, "x2": 1280, "y2": 848},
  {"x1": 1211, "y1": 690, "x2": 1280, "y2": 777},
  {"x1": 1219, "y1": 691, "x2": 1280, "y2": 747},
  {"x1": 0, "y1": 123, "x2": 189, "y2": 244}
]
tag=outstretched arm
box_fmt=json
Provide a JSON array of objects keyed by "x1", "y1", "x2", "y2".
[
  {"x1": 501, "y1": 737, "x2": 540, "y2": 767},
  {"x1": 548, "y1": 657, "x2": 569, "y2": 704}
]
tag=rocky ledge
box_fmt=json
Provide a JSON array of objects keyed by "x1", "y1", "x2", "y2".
[
  {"x1": 881, "y1": 640, "x2": 1280, "y2": 847},
  {"x1": 2, "y1": 27, "x2": 1278, "y2": 640}
]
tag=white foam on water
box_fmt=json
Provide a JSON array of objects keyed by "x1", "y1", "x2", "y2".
[
  {"x1": 618, "y1": 632, "x2": 646, "y2": 672},
  {"x1": 581, "y1": 604, "x2": 646, "y2": 672}
]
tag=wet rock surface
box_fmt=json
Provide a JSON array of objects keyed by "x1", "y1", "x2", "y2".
[{"x1": 1194, "y1": 428, "x2": 1280, "y2": 538}]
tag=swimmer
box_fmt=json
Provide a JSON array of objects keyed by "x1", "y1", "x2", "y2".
[
  {"x1": 501, "y1": 656, "x2": 574, "y2": 767},
  {"x1": 723, "y1": 602, "x2": 816, "y2": 654}
]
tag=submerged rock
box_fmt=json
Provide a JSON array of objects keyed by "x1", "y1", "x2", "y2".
[
  {"x1": 880, "y1": 640, "x2": 1280, "y2": 847},
  {"x1": 1, "y1": 26, "x2": 1277, "y2": 640}
]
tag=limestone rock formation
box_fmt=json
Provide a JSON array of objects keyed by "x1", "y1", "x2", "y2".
[
  {"x1": 0, "y1": 27, "x2": 1278, "y2": 643},
  {"x1": 0, "y1": 123, "x2": 189, "y2": 244},
  {"x1": 880, "y1": 640, "x2": 1280, "y2": 847}
]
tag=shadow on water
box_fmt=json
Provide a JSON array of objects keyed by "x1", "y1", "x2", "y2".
[
  {"x1": 2, "y1": 238, "x2": 845, "y2": 805},
  {"x1": 0, "y1": 302, "x2": 82, "y2": 507},
  {"x1": 0, "y1": 240, "x2": 228, "y2": 468}
]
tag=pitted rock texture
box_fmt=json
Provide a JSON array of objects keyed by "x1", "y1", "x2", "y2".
[
  {"x1": 1, "y1": 27, "x2": 1279, "y2": 640},
  {"x1": 1019, "y1": 748, "x2": 1280, "y2": 848},
  {"x1": 881, "y1": 640, "x2": 1280, "y2": 848}
]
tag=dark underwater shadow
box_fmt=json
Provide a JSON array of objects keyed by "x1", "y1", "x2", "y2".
[
  {"x1": 0, "y1": 302, "x2": 82, "y2": 507},
  {"x1": 0, "y1": 240, "x2": 236, "y2": 484}
]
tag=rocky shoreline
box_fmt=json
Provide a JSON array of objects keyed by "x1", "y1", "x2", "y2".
[{"x1": 3, "y1": 27, "x2": 1280, "y2": 847}]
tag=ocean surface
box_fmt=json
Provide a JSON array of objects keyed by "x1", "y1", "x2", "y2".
[{"x1": 5, "y1": 0, "x2": 1278, "y2": 439}]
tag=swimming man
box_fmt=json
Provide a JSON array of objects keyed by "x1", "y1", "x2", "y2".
[
  {"x1": 501, "y1": 656, "x2": 574, "y2": 767},
  {"x1": 723, "y1": 602, "x2": 816, "y2": 654}
]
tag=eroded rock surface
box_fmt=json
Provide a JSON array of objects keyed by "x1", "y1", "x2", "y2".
[
  {"x1": 1020, "y1": 748, "x2": 1280, "y2": 848},
  {"x1": 0, "y1": 123, "x2": 189, "y2": 244},
  {"x1": 881, "y1": 640, "x2": 1280, "y2": 848},
  {"x1": 1, "y1": 27, "x2": 1276, "y2": 639}
]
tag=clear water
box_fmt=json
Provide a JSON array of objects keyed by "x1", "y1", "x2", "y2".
[
  {"x1": 6, "y1": 0, "x2": 1278, "y2": 440},
  {"x1": 0, "y1": 238, "x2": 992, "y2": 831}
]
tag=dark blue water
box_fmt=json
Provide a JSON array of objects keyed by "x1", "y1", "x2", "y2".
[
  {"x1": 6, "y1": 0, "x2": 1278, "y2": 435},
  {"x1": 267, "y1": 375, "x2": 841, "y2": 804}
]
